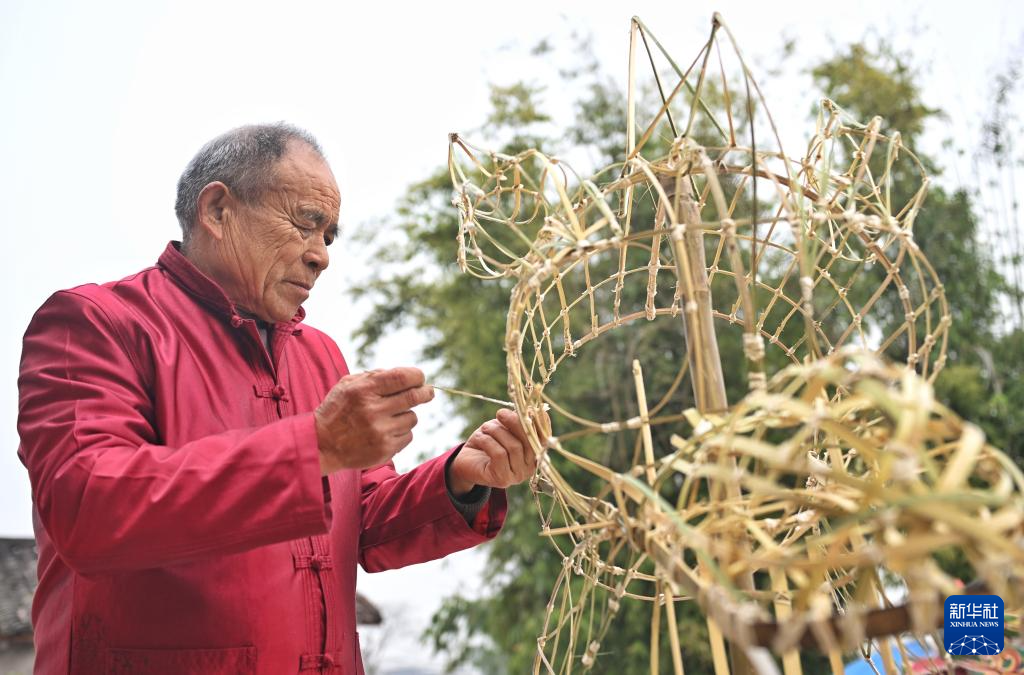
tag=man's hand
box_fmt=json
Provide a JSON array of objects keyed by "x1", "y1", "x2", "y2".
[
  {"x1": 315, "y1": 367, "x2": 434, "y2": 475},
  {"x1": 447, "y1": 408, "x2": 547, "y2": 497}
]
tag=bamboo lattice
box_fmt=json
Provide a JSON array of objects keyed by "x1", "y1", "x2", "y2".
[{"x1": 446, "y1": 13, "x2": 1023, "y2": 675}]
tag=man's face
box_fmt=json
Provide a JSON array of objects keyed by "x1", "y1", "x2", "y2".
[{"x1": 215, "y1": 143, "x2": 340, "y2": 323}]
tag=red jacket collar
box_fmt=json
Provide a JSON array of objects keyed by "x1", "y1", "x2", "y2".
[{"x1": 156, "y1": 241, "x2": 306, "y2": 330}]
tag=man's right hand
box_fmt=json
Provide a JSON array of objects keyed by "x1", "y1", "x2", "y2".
[{"x1": 314, "y1": 367, "x2": 435, "y2": 475}]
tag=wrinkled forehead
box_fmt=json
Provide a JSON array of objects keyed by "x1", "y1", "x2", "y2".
[{"x1": 272, "y1": 142, "x2": 341, "y2": 211}]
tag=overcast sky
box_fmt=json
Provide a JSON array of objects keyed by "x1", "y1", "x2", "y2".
[{"x1": 2, "y1": 0, "x2": 1021, "y2": 671}]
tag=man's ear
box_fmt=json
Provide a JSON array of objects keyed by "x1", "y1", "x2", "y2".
[{"x1": 195, "y1": 181, "x2": 233, "y2": 241}]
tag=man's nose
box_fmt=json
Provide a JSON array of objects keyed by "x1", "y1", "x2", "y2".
[{"x1": 304, "y1": 238, "x2": 330, "y2": 273}]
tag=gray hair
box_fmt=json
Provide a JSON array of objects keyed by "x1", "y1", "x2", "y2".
[{"x1": 174, "y1": 123, "x2": 324, "y2": 243}]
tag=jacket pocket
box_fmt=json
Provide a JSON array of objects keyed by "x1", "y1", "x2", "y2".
[{"x1": 107, "y1": 645, "x2": 256, "y2": 674}]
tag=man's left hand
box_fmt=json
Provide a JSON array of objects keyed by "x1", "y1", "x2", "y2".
[{"x1": 447, "y1": 408, "x2": 546, "y2": 496}]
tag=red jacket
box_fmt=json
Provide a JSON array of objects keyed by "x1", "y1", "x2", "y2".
[{"x1": 17, "y1": 242, "x2": 506, "y2": 675}]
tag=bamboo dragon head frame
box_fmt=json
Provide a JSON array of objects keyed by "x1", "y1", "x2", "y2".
[{"x1": 448, "y1": 13, "x2": 1023, "y2": 674}]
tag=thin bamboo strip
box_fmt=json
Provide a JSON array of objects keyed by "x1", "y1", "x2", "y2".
[
  {"x1": 651, "y1": 583, "x2": 662, "y2": 675},
  {"x1": 664, "y1": 587, "x2": 687, "y2": 675},
  {"x1": 769, "y1": 567, "x2": 803, "y2": 675},
  {"x1": 632, "y1": 360, "x2": 658, "y2": 486},
  {"x1": 707, "y1": 617, "x2": 732, "y2": 675}
]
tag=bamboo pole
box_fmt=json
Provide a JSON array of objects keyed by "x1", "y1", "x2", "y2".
[
  {"x1": 667, "y1": 173, "x2": 729, "y2": 414},
  {"x1": 769, "y1": 568, "x2": 803, "y2": 675},
  {"x1": 633, "y1": 360, "x2": 658, "y2": 485}
]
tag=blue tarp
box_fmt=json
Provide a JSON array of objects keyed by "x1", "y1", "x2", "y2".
[{"x1": 844, "y1": 639, "x2": 936, "y2": 674}]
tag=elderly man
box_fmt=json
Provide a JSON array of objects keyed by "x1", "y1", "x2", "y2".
[{"x1": 17, "y1": 124, "x2": 537, "y2": 674}]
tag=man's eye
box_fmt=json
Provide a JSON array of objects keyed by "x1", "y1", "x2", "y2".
[{"x1": 324, "y1": 233, "x2": 335, "y2": 246}]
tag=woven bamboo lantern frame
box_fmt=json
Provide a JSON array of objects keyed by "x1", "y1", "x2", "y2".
[{"x1": 446, "y1": 13, "x2": 1023, "y2": 675}]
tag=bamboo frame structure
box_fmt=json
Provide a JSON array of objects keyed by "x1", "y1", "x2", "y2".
[{"x1": 446, "y1": 13, "x2": 1022, "y2": 674}]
